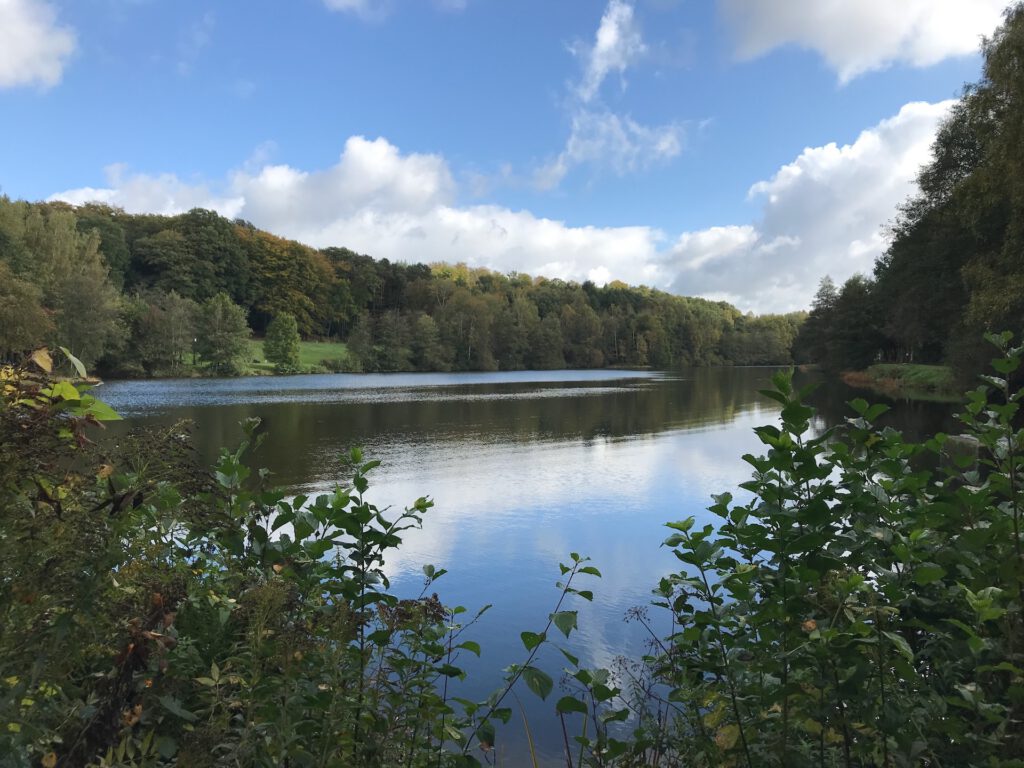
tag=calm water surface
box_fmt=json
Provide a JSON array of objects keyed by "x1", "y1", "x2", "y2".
[{"x1": 98, "y1": 368, "x2": 954, "y2": 764}]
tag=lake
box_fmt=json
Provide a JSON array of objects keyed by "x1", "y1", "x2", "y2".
[{"x1": 97, "y1": 367, "x2": 955, "y2": 765}]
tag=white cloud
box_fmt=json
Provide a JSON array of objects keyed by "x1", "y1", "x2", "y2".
[
  {"x1": 720, "y1": 0, "x2": 1004, "y2": 82},
  {"x1": 0, "y1": 0, "x2": 76, "y2": 89},
  {"x1": 665, "y1": 100, "x2": 956, "y2": 311},
  {"x1": 538, "y1": 0, "x2": 680, "y2": 188},
  {"x1": 54, "y1": 162, "x2": 245, "y2": 218},
  {"x1": 535, "y1": 110, "x2": 683, "y2": 189},
  {"x1": 323, "y1": 0, "x2": 465, "y2": 19},
  {"x1": 576, "y1": 0, "x2": 646, "y2": 102},
  {"x1": 49, "y1": 101, "x2": 953, "y2": 314},
  {"x1": 323, "y1": 0, "x2": 384, "y2": 17}
]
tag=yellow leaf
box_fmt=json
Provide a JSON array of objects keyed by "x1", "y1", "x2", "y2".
[
  {"x1": 715, "y1": 723, "x2": 740, "y2": 750},
  {"x1": 42, "y1": 752, "x2": 58, "y2": 768},
  {"x1": 703, "y1": 704, "x2": 727, "y2": 728},
  {"x1": 803, "y1": 718, "x2": 822, "y2": 734},
  {"x1": 30, "y1": 349, "x2": 53, "y2": 373}
]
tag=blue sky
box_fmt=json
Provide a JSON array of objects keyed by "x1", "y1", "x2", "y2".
[{"x1": 0, "y1": 0, "x2": 1006, "y2": 312}]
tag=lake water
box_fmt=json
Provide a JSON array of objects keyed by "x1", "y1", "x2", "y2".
[{"x1": 97, "y1": 368, "x2": 955, "y2": 764}]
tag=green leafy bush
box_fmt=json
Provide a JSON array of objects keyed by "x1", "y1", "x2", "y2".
[
  {"x1": 551, "y1": 333, "x2": 1024, "y2": 766},
  {"x1": 2, "y1": 334, "x2": 1023, "y2": 766}
]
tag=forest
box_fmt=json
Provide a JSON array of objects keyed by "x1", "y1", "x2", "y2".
[
  {"x1": 794, "y1": 5, "x2": 1024, "y2": 383},
  {"x1": 0, "y1": 198, "x2": 804, "y2": 377}
]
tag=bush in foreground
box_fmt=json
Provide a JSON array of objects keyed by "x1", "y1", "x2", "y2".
[{"x1": 1, "y1": 335, "x2": 1022, "y2": 766}]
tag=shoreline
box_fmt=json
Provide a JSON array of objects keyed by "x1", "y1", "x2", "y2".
[{"x1": 841, "y1": 363, "x2": 960, "y2": 403}]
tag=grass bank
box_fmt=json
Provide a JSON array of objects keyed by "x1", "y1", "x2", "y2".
[
  {"x1": 842, "y1": 362, "x2": 959, "y2": 402},
  {"x1": 241, "y1": 339, "x2": 354, "y2": 375}
]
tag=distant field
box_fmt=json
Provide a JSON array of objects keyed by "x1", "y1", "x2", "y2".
[{"x1": 243, "y1": 339, "x2": 352, "y2": 374}]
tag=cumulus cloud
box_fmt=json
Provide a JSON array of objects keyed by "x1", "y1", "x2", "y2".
[
  {"x1": 49, "y1": 101, "x2": 952, "y2": 314},
  {"x1": 0, "y1": 0, "x2": 76, "y2": 89},
  {"x1": 666, "y1": 100, "x2": 955, "y2": 311},
  {"x1": 720, "y1": 0, "x2": 1004, "y2": 82},
  {"x1": 53, "y1": 162, "x2": 245, "y2": 218}
]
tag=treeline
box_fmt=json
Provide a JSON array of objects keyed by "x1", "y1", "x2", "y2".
[
  {"x1": 0, "y1": 198, "x2": 803, "y2": 376},
  {"x1": 795, "y1": 4, "x2": 1024, "y2": 380}
]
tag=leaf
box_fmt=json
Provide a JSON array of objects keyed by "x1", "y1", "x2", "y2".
[
  {"x1": 556, "y1": 696, "x2": 588, "y2": 714},
  {"x1": 59, "y1": 347, "x2": 87, "y2": 378},
  {"x1": 50, "y1": 380, "x2": 79, "y2": 401},
  {"x1": 476, "y1": 719, "x2": 496, "y2": 749},
  {"x1": 666, "y1": 518, "x2": 695, "y2": 533},
  {"x1": 457, "y1": 641, "x2": 481, "y2": 657},
  {"x1": 80, "y1": 396, "x2": 121, "y2": 421},
  {"x1": 522, "y1": 666, "x2": 553, "y2": 700},
  {"x1": 715, "y1": 723, "x2": 740, "y2": 750},
  {"x1": 882, "y1": 631, "x2": 914, "y2": 662},
  {"x1": 520, "y1": 631, "x2": 544, "y2": 651},
  {"x1": 551, "y1": 610, "x2": 578, "y2": 639},
  {"x1": 30, "y1": 349, "x2": 52, "y2": 373},
  {"x1": 158, "y1": 696, "x2": 198, "y2": 722},
  {"x1": 914, "y1": 563, "x2": 946, "y2": 586}
]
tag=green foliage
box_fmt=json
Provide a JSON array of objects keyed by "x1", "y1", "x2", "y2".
[
  {"x1": 0, "y1": 262, "x2": 53, "y2": 361},
  {"x1": 262, "y1": 313, "x2": 301, "y2": 373},
  {"x1": 806, "y1": 5, "x2": 1024, "y2": 380},
  {"x1": 195, "y1": 293, "x2": 251, "y2": 376},
  {"x1": 547, "y1": 335, "x2": 1024, "y2": 766},
  {"x1": 3, "y1": 335, "x2": 1024, "y2": 765},
  {"x1": 0, "y1": 197, "x2": 803, "y2": 378},
  {"x1": 0, "y1": 355, "x2": 479, "y2": 767},
  {"x1": 0, "y1": 199, "x2": 123, "y2": 367}
]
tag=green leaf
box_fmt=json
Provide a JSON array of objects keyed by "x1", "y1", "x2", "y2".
[
  {"x1": 551, "y1": 610, "x2": 578, "y2": 639},
  {"x1": 59, "y1": 347, "x2": 87, "y2": 378},
  {"x1": 520, "y1": 631, "x2": 544, "y2": 651},
  {"x1": 914, "y1": 563, "x2": 946, "y2": 585},
  {"x1": 849, "y1": 398, "x2": 869, "y2": 416},
  {"x1": 458, "y1": 641, "x2": 481, "y2": 657},
  {"x1": 154, "y1": 736, "x2": 178, "y2": 759},
  {"x1": 666, "y1": 518, "x2": 695, "y2": 533},
  {"x1": 50, "y1": 380, "x2": 79, "y2": 401},
  {"x1": 556, "y1": 696, "x2": 588, "y2": 714},
  {"x1": 559, "y1": 647, "x2": 579, "y2": 667},
  {"x1": 865, "y1": 403, "x2": 890, "y2": 421},
  {"x1": 522, "y1": 666, "x2": 553, "y2": 700},
  {"x1": 882, "y1": 631, "x2": 913, "y2": 662},
  {"x1": 79, "y1": 395, "x2": 121, "y2": 421},
  {"x1": 475, "y1": 719, "x2": 495, "y2": 749},
  {"x1": 158, "y1": 696, "x2": 198, "y2": 722}
]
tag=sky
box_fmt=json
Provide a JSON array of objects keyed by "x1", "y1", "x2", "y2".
[{"x1": 0, "y1": 0, "x2": 1008, "y2": 313}]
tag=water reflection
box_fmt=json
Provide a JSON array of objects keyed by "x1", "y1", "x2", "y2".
[{"x1": 98, "y1": 368, "x2": 954, "y2": 765}]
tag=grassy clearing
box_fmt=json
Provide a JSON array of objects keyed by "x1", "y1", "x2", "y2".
[
  {"x1": 842, "y1": 363, "x2": 959, "y2": 402},
  {"x1": 242, "y1": 339, "x2": 353, "y2": 375}
]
